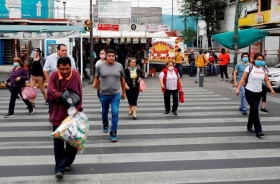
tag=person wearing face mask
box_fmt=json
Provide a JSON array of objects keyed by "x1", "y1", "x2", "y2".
[
  {"x1": 92, "y1": 49, "x2": 106, "y2": 112},
  {"x1": 159, "y1": 61, "x2": 182, "y2": 115},
  {"x1": 236, "y1": 53, "x2": 276, "y2": 138},
  {"x1": 124, "y1": 58, "x2": 142, "y2": 119},
  {"x1": 233, "y1": 53, "x2": 250, "y2": 115},
  {"x1": 4, "y1": 57, "x2": 34, "y2": 118}
]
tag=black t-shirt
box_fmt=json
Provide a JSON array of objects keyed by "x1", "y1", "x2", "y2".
[{"x1": 31, "y1": 60, "x2": 44, "y2": 77}]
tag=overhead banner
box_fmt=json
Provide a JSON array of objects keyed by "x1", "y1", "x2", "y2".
[
  {"x1": 0, "y1": 31, "x2": 81, "y2": 39},
  {"x1": 98, "y1": 1, "x2": 131, "y2": 19}
]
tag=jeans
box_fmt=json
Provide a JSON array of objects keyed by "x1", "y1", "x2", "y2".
[
  {"x1": 8, "y1": 87, "x2": 33, "y2": 114},
  {"x1": 210, "y1": 64, "x2": 217, "y2": 75},
  {"x1": 220, "y1": 65, "x2": 229, "y2": 79},
  {"x1": 176, "y1": 64, "x2": 183, "y2": 78},
  {"x1": 189, "y1": 62, "x2": 195, "y2": 76},
  {"x1": 245, "y1": 89, "x2": 262, "y2": 133},
  {"x1": 240, "y1": 85, "x2": 247, "y2": 111},
  {"x1": 53, "y1": 126, "x2": 78, "y2": 173},
  {"x1": 261, "y1": 85, "x2": 267, "y2": 102},
  {"x1": 100, "y1": 93, "x2": 121, "y2": 131},
  {"x1": 196, "y1": 67, "x2": 204, "y2": 82},
  {"x1": 164, "y1": 89, "x2": 178, "y2": 112}
]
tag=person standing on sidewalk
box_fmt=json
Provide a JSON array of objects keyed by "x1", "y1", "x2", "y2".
[
  {"x1": 208, "y1": 52, "x2": 217, "y2": 76},
  {"x1": 218, "y1": 48, "x2": 230, "y2": 81},
  {"x1": 195, "y1": 50, "x2": 208, "y2": 83},
  {"x1": 4, "y1": 57, "x2": 34, "y2": 118},
  {"x1": 233, "y1": 53, "x2": 250, "y2": 115},
  {"x1": 188, "y1": 49, "x2": 195, "y2": 77},
  {"x1": 175, "y1": 48, "x2": 184, "y2": 78},
  {"x1": 124, "y1": 57, "x2": 142, "y2": 120},
  {"x1": 29, "y1": 48, "x2": 47, "y2": 107},
  {"x1": 94, "y1": 49, "x2": 126, "y2": 142},
  {"x1": 47, "y1": 57, "x2": 83, "y2": 179},
  {"x1": 159, "y1": 61, "x2": 182, "y2": 115},
  {"x1": 236, "y1": 53, "x2": 275, "y2": 138}
]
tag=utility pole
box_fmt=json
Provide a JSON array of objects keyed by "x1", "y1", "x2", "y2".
[
  {"x1": 184, "y1": 0, "x2": 187, "y2": 46},
  {"x1": 171, "y1": 0, "x2": 173, "y2": 31},
  {"x1": 89, "y1": 0, "x2": 94, "y2": 84},
  {"x1": 233, "y1": 0, "x2": 240, "y2": 69},
  {"x1": 63, "y1": 1, "x2": 66, "y2": 19}
]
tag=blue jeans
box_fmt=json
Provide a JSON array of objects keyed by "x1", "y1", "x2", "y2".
[
  {"x1": 100, "y1": 93, "x2": 121, "y2": 131},
  {"x1": 53, "y1": 126, "x2": 78, "y2": 173},
  {"x1": 176, "y1": 64, "x2": 183, "y2": 78},
  {"x1": 189, "y1": 63, "x2": 195, "y2": 76},
  {"x1": 210, "y1": 64, "x2": 217, "y2": 75},
  {"x1": 240, "y1": 85, "x2": 247, "y2": 111}
]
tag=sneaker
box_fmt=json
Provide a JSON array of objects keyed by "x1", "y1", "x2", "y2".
[
  {"x1": 29, "y1": 107, "x2": 35, "y2": 115},
  {"x1": 55, "y1": 172, "x2": 63, "y2": 179},
  {"x1": 261, "y1": 108, "x2": 269, "y2": 113},
  {"x1": 65, "y1": 166, "x2": 71, "y2": 171},
  {"x1": 4, "y1": 113, "x2": 14, "y2": 118},
  {"x1": 220, "y1": 78, "x2": 224, "y2": 81},
  {"x1": 103, "y1": 124, "x2": 108, "y2": 133},
  {"x1": 110, "y1": 131, "x2": 117, "y2": 142},
  {"x1": 242, "y1": 110, "x2": 247, "y2": 115}
]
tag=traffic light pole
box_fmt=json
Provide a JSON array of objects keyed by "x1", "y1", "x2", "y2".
[
  {"x1": 89, "y1": 0, "x2": 94, "y2": 84},
  {"x1": 233, "y1": 0, "x2": 240, "y2": 70}
]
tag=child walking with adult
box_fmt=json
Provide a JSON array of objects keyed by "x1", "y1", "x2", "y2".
[
  {"x1": 4, "y1": 57, "x2": 34, "y2": 118},
  {"x1": 124, "y1": 57, "x2": 142, "y2": 119},
  {"x1": 233, "y1": 53, "x2": 250, "y2": 115},
  {"x1": 236, "y1": 53, "x2": 275, "y2": 138}
]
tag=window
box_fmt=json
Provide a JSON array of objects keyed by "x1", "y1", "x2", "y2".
[
  {"x1": 261, "y1": 0, "x2": 271, "y2": 11},
  {"x1": 131, "y1": 16, "x2": 138, "y2": 24}
]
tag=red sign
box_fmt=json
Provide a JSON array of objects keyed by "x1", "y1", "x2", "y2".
[
  {"x1": 97, "y1": 24, "x2": 119, "y2": 31},
  {"x1": 249, "y1": 41, "x2": 261, "y2": 62}
]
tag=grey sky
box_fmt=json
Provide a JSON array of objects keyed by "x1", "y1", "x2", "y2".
[{"x1": 55, "y1": 0, "x2": 180, "y2": 19}]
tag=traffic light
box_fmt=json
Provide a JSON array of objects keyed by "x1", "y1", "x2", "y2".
[{"x1": 84, "y1": 19, "x2": 91, "y2": 32}]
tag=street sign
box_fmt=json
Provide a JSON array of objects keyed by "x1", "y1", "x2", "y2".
[
  {"x1": 97, "y1": 24, "x2": 120, "y2": 31},
  {"x1": 158, "y1": 25, "x2": 170, "y2": 32},
  {"x1": 145, "y1": 24, "x2": 158, "y2": 32},
  {"x1": 129, "y1": 24, "x2": 138, "y2": 31}
]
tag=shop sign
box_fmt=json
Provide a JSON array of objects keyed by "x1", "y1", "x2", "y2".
[
  {"x1": 249, "y1": 41, "x2": 261, "y2": 62},
  {"x1": 97, "y1": 24, "x2": 119, "y2": 31},
  {"x1": 149, "y1": 41, "x2": 175, "y2": 62}
]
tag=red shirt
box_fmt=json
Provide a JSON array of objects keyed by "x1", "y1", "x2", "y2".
[{"x1": 218, "y1": 53, "x2": 230, "y2": 66}]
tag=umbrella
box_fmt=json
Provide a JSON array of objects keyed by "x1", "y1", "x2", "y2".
[{"x1": 212, "y1": 28, "x2": 269, "y2": 50}]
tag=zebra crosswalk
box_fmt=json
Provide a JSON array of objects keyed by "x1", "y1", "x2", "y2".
[{"x1": 0, "y1": 86, "x2": 280, "y2": 184}]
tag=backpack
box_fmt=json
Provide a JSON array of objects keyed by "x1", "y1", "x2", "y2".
[
  {"x1": 196, "y1": 55, "x2": 207, "y2": 64},
  {"x1": 245, "y1": 65, "x2": 267, "y2": 86}
]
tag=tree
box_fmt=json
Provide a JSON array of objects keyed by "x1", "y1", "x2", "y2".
[
  {"x1": 178, "y1": 0, "x2": 227, "y2": 47},
  {"x1": 182, "y1": 28, "x2": 196, "y2": 47}
]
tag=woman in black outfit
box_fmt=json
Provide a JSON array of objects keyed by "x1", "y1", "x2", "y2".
[{"x1": 124, "y1": 57, "x2": 142, "y2": 119}]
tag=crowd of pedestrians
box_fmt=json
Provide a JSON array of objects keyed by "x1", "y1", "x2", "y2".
[{"x1": 2, "y1": 44, "x2": 277, "y2": 179}]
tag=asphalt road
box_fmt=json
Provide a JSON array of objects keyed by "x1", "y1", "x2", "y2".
[{"x1": 0, "y1": 73, "x2": 280, "y2": 183}]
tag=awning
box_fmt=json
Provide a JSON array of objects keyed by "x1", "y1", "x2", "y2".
[
  {"x1": 0, "y1": 25, "x2": 84, "y2": 39},
  {"x1": 212, "y1": 28, "x2": 269, "y2": 49}
]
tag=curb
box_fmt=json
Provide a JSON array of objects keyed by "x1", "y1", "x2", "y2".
[{"x1": 0, "y1": 83, "x2": 48, "y2": 89}]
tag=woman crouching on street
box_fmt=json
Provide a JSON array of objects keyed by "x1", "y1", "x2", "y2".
[
  {"x1": 159, "y1": 61, "x2": 182, "y2": 115},
  {"x1": 4, "y1": 57, "x2": 34, "y2": 118},
  {"x1": 124, "y1": 57, "x2": 142, "y2": 119},
  {"x1": 236, "y1": 53, "x2": 275, "y2": 138}
]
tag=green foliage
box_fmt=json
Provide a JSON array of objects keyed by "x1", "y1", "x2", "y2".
[
  {"x1": 182, "y1": 27, "x2": 196, "y2": 43},
  {"x1": 178, "y1": 0, "x2": 227, "y2": 46}
]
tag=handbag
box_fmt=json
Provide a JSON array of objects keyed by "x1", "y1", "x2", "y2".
[
  {"x1": 179, "y1": 90, "x2": 185, "y2": 103},
  {"x1": 60, "y1": 89, "x2": 81, "y2": 108},
  {"x1": 139, "y1": 80, "x2": 146, "y2": 92},
  {"x1": 21, "y1": 87, "x2": 37, "y2": 100}
]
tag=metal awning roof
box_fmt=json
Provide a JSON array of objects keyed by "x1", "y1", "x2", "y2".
[{"x1": 0, "y1": 25, "x2": 84, "y2": 39}]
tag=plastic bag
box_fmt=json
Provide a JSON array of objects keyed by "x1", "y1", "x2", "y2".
[
  {"x1": 139, "y1": 80, "x2": 146, "y2": 92},
  {"x1": 50, "y1": 112, "x2": 89, "y2": 151}
]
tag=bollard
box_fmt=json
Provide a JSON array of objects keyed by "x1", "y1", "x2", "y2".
[{"x1": 199, "y1": 72, "x2": 204, "y2": 87}]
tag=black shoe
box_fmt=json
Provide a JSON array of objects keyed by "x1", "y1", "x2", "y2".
[
  {"x1": 110, "y1": 130, "x2": 117, "y2": 142},
  {"x1": 164, "y1": 111, "x2": 169, "y2": 114},
  {"x1": 261, "y1": 108, "x2": 269, "y2": 113},
  {"x1": 172, "y1": 110, "x2": 177, "y2": 115},
  {"x1": 4, "y1": 113, "x2": 14, "y2": 118},
  {"x1": 65, "y1": 166, "x2": 71, "y2": 171},
  {"x1": 256, "y1": 132, "x2": 264, "y2": 138},
  {"x1": 29, "y1": 107, "x2": 35, "y2": 115},
  {"x1": 55, "y1": 172, "x2": 64, "y2": 179},
  {"x1": 247, "y1": 128, "x2": 255, "y2": 133},
  {"x1": 133, "y1": 116, "x2": 137, "y2": 120}
]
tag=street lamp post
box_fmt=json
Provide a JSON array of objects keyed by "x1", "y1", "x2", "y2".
[{"x1": 63, "y1": 1, "x2": 66, "y2": 19}]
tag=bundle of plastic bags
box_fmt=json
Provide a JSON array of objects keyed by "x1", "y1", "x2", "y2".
[{"x1": 51, "y1": 112, "x2": 89, "y2": 151}]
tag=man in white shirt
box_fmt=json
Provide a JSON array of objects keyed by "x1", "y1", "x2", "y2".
[{"x1": 43, "y1": 44, "x2": 76, "y2": 82}]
